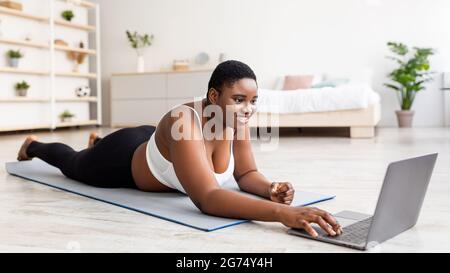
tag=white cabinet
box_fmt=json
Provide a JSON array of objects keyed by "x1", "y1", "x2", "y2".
[{"x1": 111, "y1": 70, "x2": 212, "y2": 127}]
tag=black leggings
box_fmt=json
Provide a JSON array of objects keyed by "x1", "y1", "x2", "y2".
[{"x1": 26, "y1": 125, "x2": 156, "y2": 189}]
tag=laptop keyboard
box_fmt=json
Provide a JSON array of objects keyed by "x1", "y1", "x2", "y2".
[{"x1": 324, "y1": 217, "x2": 373, "y2": 244}]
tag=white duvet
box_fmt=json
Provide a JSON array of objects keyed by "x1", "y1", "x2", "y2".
[{"x1": 256, "y1": 83, "x2": 381, "y2": 114}]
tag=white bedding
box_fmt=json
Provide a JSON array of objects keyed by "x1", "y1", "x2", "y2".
[{"x1": 256, "y1": 83, "x2": 380, "y2": 114}]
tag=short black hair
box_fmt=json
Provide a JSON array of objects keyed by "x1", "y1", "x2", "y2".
[{"x1": 207, "y1": 60, "x2": 257, "y2": 104}]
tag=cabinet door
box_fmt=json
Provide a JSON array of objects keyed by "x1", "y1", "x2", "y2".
[
  {"x1": 111, "y1": 74, "x2": 166, "y2": 100},
  {"x1": 167, "y1": 71, "x2": 211, "y2": 99},
  {"x1": 111, "y1": 99, "x2": 167, "y2": 127}
]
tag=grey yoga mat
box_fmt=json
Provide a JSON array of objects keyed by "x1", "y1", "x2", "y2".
[{"x1": 5, "y1": 159, "x2": 335, "y2": 232}]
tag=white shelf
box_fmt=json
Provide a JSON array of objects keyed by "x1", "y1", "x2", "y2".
[
  {"x1": 57, "y1": 0, "x2": 96, "y2": 9},
  {"x1": 0, "y1": 67, "x2": 49, "y2": 76},
  {"x1": 54, "y1": 44, "x2": 96, "y2": 55},
  {"x1": 0, "y1": 8, "x2": 96, "y2": 32},
  {"x1": 0, "y1": 38, "x2": 48, "y2": 49},
  {"x1": 0, "y1": 123, "x2": 52, "y2": 132},
  {"x1": 56, "y1": 119, "x2": 98, "y2": 128},
  {"x1": 54, "y1": 20, "x2": 96, "y2": 32},
  {"x1": 55, "y1": 71, "x2": 97, "y2": 79},
  {"x1": 56, "y1": 97, "x2": 98, "y2": 102},
  {"x1": 0, "y1": 97, "x2": 50, "y2": 102},
  {"x1": 0, "y1": 6, "x2": 48, "y2": 22},
  {"x1": 0, "y1": 38, "x2": 96, "y2": 54},
  {"x1": 0, "y1": 97, "x2": 98, "y2": 103}
]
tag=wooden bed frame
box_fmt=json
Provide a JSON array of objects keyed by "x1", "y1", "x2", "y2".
[{"x1": 249, "y1": 103, "x2": 381, "y2": 138}]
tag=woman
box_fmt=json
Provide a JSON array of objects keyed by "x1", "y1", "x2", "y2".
[{"x1": 17, "y1": 60, "x2": 342, "y2": 238}]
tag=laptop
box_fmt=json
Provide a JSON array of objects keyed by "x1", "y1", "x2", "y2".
[{"x1": 287, "y1": 153, "x2": 438, "y2": 250}]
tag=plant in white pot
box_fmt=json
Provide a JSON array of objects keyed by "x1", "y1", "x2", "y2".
[
  {"x1": 385, "y1": 42, "x2": 435, "y2": 127},
  {"x1": 126, "y1": 30, "x2": 154, "y2": 73},
  {"x1": 15, "y1": 81, "x2": 30, "y2": 97},
  {"x1": 59, "y1": 110, "x2": 75, "y2": 123},
  {"x1": 6, "y1": 49, "x2": 23, "y2": 68}
]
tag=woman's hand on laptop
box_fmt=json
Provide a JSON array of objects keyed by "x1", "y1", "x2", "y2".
[
  {"x1": 280, "y1": 207, "x2": 343, "y2": 237},
  {"x1": 269, "y1": 182, "x2": 295, "y2": 205}
]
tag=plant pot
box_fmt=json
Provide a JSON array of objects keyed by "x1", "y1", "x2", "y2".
[
  {"x1": 16, "y1": 88, "x2": 28, "y2": 97},
  {"x1": 8, "y1": 57, "x2": 19, "y2": 68},
  {"x1": 396, "y1": 110, "x2": 415, "y2": 128},
  {"x1": 137, "y1": 55, "x2": 145, "y2": 73},
  {"x1": 60, "y1": 117, "x2": 73, "y2": 123}
]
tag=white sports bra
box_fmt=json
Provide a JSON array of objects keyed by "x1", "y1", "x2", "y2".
[{"x1": 145, "y1": 105, "x2": 235, "y2": 194}]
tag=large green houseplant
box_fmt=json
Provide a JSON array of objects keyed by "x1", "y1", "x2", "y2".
[{"x1": 385, "y1": 42, "x2": 435, "y2": 127}]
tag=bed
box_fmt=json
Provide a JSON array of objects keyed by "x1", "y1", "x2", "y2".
[{"x1": 249, "y1": 82, "x2": 381, "y2": 138}]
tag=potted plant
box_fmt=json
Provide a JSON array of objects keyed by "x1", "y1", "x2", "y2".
[
  {"x1": 6, "y1": 49, "x2": 23, "y2": 68},
  {"x1": 15, "y1": 81, "x2": 30, "y2": 97},
  {"x1": 61, "y1": 10, "x2": 74, "y2": 22},
  {"x1": 385, "y1": 42, "x2": 435, "y2": 127},
  {"x1": 59, "y1": 110, "x2": 75, "y2": 123},
  {"x1": 126, "y1": 30, "x2": 154, "y2": 73}
]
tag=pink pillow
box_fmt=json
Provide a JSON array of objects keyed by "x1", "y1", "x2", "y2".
[{"x1": 282, "y1": 75, "x2": 314, "y2": 90}]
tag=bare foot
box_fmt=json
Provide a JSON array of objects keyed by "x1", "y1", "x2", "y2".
[
  {"x1": 17, "y1": 135, "x2": 38, "y2": 161},
  {"x1": 88, "y1": 132, "x2": 99, "y2": 148}
]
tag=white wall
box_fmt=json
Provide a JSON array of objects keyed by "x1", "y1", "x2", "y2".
[{"x1": 93, "y1": 0, "x2": 450, "y2": 127}]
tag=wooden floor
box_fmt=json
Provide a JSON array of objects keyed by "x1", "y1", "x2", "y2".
[{"x1": 0, "y1": 127, "x2": 449, "y2": 253}]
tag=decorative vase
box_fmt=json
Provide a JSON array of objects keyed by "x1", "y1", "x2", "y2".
[
  {"x1": 137, "y1": 55, "x2": 145, "y2": 73},
  {"x1": 9, "y1": 58, "x2": 19, "y2": 68},
  {"x1": 395, "y1": 110, "x2": 415, "y2": 128},
  {"x1": 16, "y1": 88, "x2": 28, "y2": 97},
  {"x1": 73, "y1": 61, "x2": 80, "y2": 72}
]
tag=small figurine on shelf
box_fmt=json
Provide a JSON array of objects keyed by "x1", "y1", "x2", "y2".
[
  {"x1": 6, "y1": 49, "x2": 23, "y2": 68},
  {"x1": 75, "y1": 85, "x2": 91, "y2": 97},
  {"x1": 61, "y1": 10, "x2": 75, "y2": 22},
  {"x1": 15, "y1": 81, "x2": 30, "y2": 97},
  {"x1": 59, "y1": 110, "x2": 75, "y2": 123},
  {"x1": 54, "y1": 39, "x2": 69, "y2": 47},
  {"x1": 67, "y1": 42, "x2": 87, "y2": 72}
]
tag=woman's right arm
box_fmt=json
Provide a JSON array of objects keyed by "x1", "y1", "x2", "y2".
[
  {"x1": 201, "y1": 189, "x2": 342, "y2": 237},
  {"x1": 168, "y1": 107, "x2": 341, "y2": 237}
]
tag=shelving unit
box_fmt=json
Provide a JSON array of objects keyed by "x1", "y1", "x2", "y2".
[{"x1": 0, "y1": 0, "x2": 102, "y2": 132}]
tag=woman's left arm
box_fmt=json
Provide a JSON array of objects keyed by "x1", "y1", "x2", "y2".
[{"x1": 233, "y1": 126, "x2": 295, "y2": 205}]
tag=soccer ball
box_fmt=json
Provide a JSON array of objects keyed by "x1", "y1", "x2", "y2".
[{"x1": 75, "y1": 86, "x2": 91, "y2": 97}]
